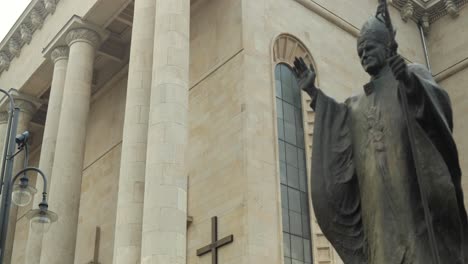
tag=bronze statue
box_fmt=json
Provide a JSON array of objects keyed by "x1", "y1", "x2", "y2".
[{"x1": 294, "y1": 2, "x2": 468, "y2": 263}]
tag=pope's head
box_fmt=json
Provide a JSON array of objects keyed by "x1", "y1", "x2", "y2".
[{"x1": 357, "y1": 16, "x2": 392, "y2": 76}]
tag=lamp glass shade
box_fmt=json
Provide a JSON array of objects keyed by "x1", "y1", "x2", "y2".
[
  {"x1": 11, "y1": 184, "x2": 37, "y2": 206},
  {"x1": 26, "y1": 209, "x2": 58, "y2": 235},
  {"x1": 30, "y1": 214, "x2": 51, "y2": 234}
]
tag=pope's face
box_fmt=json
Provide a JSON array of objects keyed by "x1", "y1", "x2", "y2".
[{"x1": 357, "y1": 40, "x2": 388, "y2": 76}]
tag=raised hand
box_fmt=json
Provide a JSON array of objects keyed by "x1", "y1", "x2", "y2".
[
  {"x1": 293, "y1": 57, "x2": 317, "y2": 99},
  {"x1": 388, "y1": 54, "x2": 410, "y2": 84}
]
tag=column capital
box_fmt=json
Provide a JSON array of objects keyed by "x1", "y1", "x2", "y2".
[
  {"x1": 42, "y1": 16, "x2": 109, "y2": 59},
  {"x1": 50, "y1": 46, "x2": 69, "y2": 63},
  {"x1": 66, "y1": 28, "x2": 100, "y2": 48}
]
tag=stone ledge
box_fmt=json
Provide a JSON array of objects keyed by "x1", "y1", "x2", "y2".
[{"x1": 0, "y1": 0, "x2": 61, "y2": 75}]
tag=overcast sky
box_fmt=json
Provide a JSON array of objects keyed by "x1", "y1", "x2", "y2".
[{"x1": 0, "y1": 1, "x2": 32, "y2": 42}]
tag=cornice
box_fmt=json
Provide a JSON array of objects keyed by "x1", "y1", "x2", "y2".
[
  {"x1": 0, "y1": 0, "x2": 61, "y2": 76},
  {"x1": 392, "y1": 0, "x2": 467, "y2": 33}
]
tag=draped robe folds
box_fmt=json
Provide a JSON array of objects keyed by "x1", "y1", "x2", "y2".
[{"x1": 310, "y1": 64, "x2": 468, "y2": 264}]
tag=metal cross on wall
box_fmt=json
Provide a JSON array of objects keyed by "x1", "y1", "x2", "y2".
[
  {"x1": 88, "y1": 226, "x2": 101, "y2": 264},
  {"x1": 196, "y1": 216, "x2": 234, "y2": 264}
]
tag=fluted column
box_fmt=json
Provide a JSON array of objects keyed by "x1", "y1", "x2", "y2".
[
  {"x1": 40, "y1": 28, "x2": 100, "y2": 264},
  {"x1": 6, "y1": 94, "x2": 41, "y2": 264},
  {"x1": 112, "y1": 0, "x2": 155, "y2": 263},
  {"x1": 26, "y1": 46, "x2": 69, "y2": 264},
  {"x1": 140, "y1": 0, "x2": 190, "y2": 263}
]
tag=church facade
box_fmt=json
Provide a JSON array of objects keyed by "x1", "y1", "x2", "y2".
[{"x1": 0, "y1": 0, "x2": 466, "y2": 263}]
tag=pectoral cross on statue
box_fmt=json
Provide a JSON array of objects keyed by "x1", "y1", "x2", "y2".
[
  {"x1": 88, "y1": 226, "x2": 101, "y2": 264},
  {"x1": 196, "y1": 216, "x2": 234, "y2": 264}
]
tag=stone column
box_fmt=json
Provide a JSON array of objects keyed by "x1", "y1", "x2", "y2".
[
  {"x1": 0, "y1": 110, "x2": 9, "y2": 260},
  {"x1": 0, "y1": 110, "x2": 7, "y2": 229},
  {"x1": 140, "y1": 0, "x2": 190, "y2": 263},
  {"x1": 112, "y1": 0, "x2": 155, "y2": 263},
  {"x1": 0, "y1": 111, "x2": 9, "y2": 162},
  {"x1": 6, "y1": 94, "x2": 40, "y2": 264},
  {"x1": 26, "y1": 46, "x2": 69, "y2": 264},
  {"x1": 39, "y1": 28, "x2": 100, "y2": 264}
]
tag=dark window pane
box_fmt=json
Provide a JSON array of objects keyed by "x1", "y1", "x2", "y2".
[
  {"x1": 276, "y1": 80, "x2": 282, "y2": 98},
  {"x1": 276, "y1": 98, "x2": 284, "y2": 119},
  {"x1": 285, "y1": 143, "x2": 298, "y2": 167},
  {"x1": 302, "y1": 215, "x2": 311, "y2": 239},
  {"x1": 280, "y1": 161, "x2": 287, "y2": 184},
  {"x1": 294, "y1": 107, "x2": 304, "y2": 130},
  {"x1": 283, "y1": 233, "x2": 291, "y2": 257},
  {"x1": 287, "y1": 165, "x2": 299, "y2": 189},
  {"x1": 284, "y1": 257, "x2": 292, "y2": 264},
  {"x1": 283, "y1": 102, "x2": 295, "y2": 123},
  {"x1": 284, "y1": 122, "x2": 297, "y2": 145},
  {"x1": 291, "y1": 235, "x2": 304, "y2": 261},
  {"x1": 297, "y1": 129, "x2": 305, "y2": 149},
  {"x1": 299, "y1": 169, "x2": 307, "y2": 192},
  {"x1": 282, "y1": 210, "x2": 290, "y2": 232},
  {"x1": 301, "y1": 192, "x2": 310, "y2": 216},
  {"x1": 283, "y1": 85, "x2": 294, "y2": 104},
  {"x1": 298, "y1": 149, "x2": 306, "y2": 170},
  {"x1": 288, "y1": 188, "x2": 301, "y2": 213},
  {"x1": 281, "y1": 67, "x2": 294, "y2": 104},
  {"x1": 292, "y1": 259, "x2": 304, "y2": 264},
  {"x1": 275, "y1": 65, "x2": 281, "y2": 81},
  {"x1": 290, "y1": 210, "x2": 303, "y2": 236},
  {"x1": 279, "y1": 140, "x2": 286, "y2": 162},
  {"x1": 278, "y1": 118, "x2": 285, "y2": 141},
  {"x1": 304, "y1": 239, "x2": 312, "y2": 263},
  {"x1": 281, "y1": 185, "x2": 288, "y2": 209},
  {"x1": 292, "y1": 77, "x2": 302, "y2": 107}
]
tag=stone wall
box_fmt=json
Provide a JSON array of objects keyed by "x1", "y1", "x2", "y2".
[{"x1": 187, "y1": 0, "x2": 245, "y2": 263}]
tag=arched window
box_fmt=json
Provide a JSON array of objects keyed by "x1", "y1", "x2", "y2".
[{"x1": 275, "y1": 63, "x2": 313, "y2": 264}]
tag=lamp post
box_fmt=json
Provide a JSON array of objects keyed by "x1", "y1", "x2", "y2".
[{"x1": 0, "y1": 89, "x2": 57, "y2": 264}]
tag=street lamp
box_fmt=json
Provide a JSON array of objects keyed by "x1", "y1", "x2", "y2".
[
  {"x1": 0, "y1": 89, "x2": 57, "y2": 263},
  {"x1": 18, "y1": 168, "x2": 58, "y2": 234}
]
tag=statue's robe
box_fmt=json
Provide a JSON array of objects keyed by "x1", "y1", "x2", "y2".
[{"x1": 311, "y1": 64, "x2": 468, "y2": 264}]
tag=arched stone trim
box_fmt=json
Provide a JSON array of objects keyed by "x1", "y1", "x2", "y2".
[{"x1": 272, "y1": 33, "x2": 342, "y2": 264}]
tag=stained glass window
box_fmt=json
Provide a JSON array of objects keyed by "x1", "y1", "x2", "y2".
[{"x1": 275, "y1": 63, "x2": 313, "y2": 264}]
